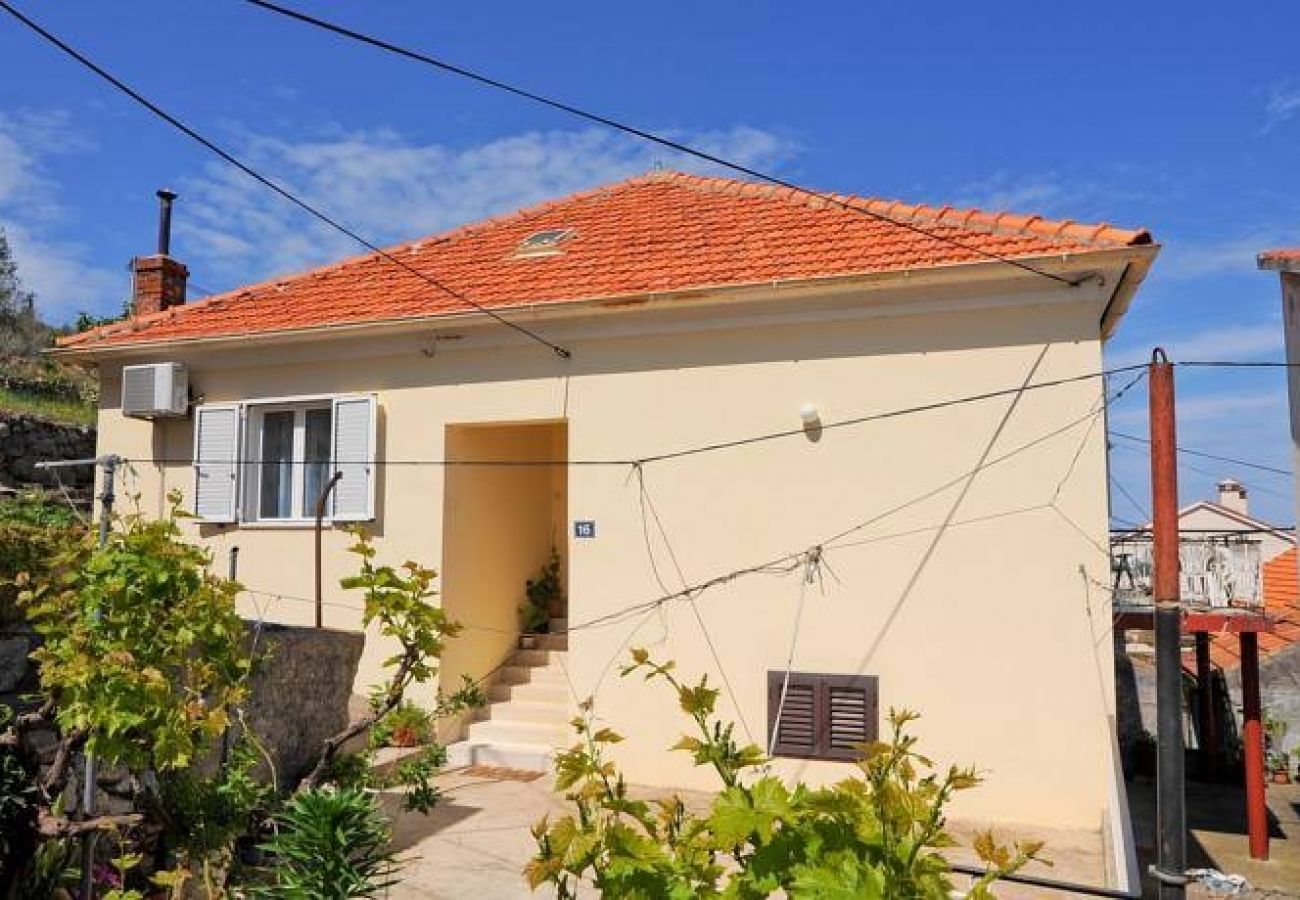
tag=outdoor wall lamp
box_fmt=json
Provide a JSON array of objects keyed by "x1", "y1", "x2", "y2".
[{"x1": 799, "y1": 402, "x2": 820, "y2": 427}]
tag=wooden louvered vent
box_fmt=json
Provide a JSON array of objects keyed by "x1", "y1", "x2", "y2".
[{"x1": 768, "y1": 672, "x2": 878, "y2": 761}]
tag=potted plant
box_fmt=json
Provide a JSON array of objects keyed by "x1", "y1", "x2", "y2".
[
  {"x1": 1268, "y1": 749, "x2": 1291, "y2": 784},
  {"x1": 370, "y1": 700, "x2": 433, "y2": 749},
  {"x1": 519, "y1": 549, "x2": 563, "y2": 649},
  {"x1": 1264, "y1": 712, "x2": 1289, "y2": 783}
]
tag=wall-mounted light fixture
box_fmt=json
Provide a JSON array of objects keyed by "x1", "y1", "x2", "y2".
[{"x1": 799, "y1": 403, "x2": 820, "y2": 427}]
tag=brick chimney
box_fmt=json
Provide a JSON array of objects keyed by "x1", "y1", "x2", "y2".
[
  {"x1": 1216, "y1": 478, "x2": 1248, "y2": 515},
  {"x1": 131, "y1": 189, "x2": 187, "y2": 317}
]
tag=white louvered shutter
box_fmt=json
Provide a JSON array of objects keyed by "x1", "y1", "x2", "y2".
[
  {"x1": 331, "y1": 395, "x2": 376, "y2": 521},
  {"x1": 193, "y1": 404, "x2": 241, "y2": 523}
]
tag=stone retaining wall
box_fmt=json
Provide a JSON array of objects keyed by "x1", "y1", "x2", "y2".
[
  {"x1": 0, "y1": 619, "x2": 365, "y2": 813},
  {"x1": 0, "y1": 411, "x2": 96, "y2": 492}
]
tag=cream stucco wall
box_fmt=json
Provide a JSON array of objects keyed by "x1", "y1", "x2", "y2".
[{"x1": 90, "y1": 274, "x2": 1123, "y2": 832}]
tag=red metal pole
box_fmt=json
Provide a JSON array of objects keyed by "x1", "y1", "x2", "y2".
[
  {"x1": 1194, "y1": 632, "x2": 1217, "y2": 780},
  {"x1": 1149, "y1": 349, "x2": 1187, "y2": 898},
  {"x1": 1240, "y1": 631, "x2": 1268, "y2": 860}
]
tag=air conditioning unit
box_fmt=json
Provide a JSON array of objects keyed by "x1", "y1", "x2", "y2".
[{"x1": 121, "y1": 363, "x2": 189, "y2": 419}]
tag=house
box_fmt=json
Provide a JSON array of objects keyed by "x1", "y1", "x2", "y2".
[
  {"x1": 1113, "y1": 479, "x2": 1293, "y2": 742},
  {"x1": 1111, "y1": 478, "x2": 1293, "y2": 610},
  {"x1": 57, "y1": 172, "x2": 1159, "y2": 876}
]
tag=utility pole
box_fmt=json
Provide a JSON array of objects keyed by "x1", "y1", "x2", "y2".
[
  {"x1": 1147, "y1": 350, "x2": 1187, "y2": 897},
  {"x1": 34, "y1": 454, "x2": 120, "y2": 899}
]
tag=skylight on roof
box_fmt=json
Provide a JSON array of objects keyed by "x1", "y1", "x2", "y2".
[{"x1": 513, "y1": 228, "x2": 573, "y2": 257}]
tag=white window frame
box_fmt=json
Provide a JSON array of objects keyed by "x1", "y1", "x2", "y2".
[
  {"x1": 243, "y1": 400, "x2": 333, "y2": 524},
  {"x1": 191, "y1": 392, "x2": 378, "y2": 526}
]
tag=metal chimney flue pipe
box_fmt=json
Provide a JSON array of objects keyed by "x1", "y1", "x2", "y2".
[{"x1": 156, "y1": 188, "x2": 177, "y2": 256}]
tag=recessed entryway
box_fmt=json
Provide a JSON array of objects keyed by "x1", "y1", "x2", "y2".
[{"x1": 438, "y1": 419, "x2": 569, "y2": 769}]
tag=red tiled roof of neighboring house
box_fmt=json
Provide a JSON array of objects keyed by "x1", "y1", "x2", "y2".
[
  {"x1": 1209, "y1": 548, "x2": 1300, "y2": 669},
  {"x1": 58, "y1": 170, "x2": 1155, "y2": 351},
  {"x1": 1258, "y1": 248, "x2": 1300, "y2": 271}
]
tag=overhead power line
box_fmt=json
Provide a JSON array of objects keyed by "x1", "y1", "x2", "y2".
[
  {"x1": 117, "y1": 363, "x2": 1141, "y2": 470},
  {"x1": 247, "y1": 0, "x2": 1084, "y2": 289},
  {"x1": 0, "y1": 0, "x2": 571, "y2": 360},
  {"x1": 1109, "y1": 431, "x2": 1292, "y2": 478}
]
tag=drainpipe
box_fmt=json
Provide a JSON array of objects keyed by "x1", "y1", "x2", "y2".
[{"x1": 314, "y1": 471, "x2": 344, "y2": 629}]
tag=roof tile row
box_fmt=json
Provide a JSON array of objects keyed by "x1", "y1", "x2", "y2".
[{"x1": 60, "y1": 170, "x2": 1153, "y2": 350}]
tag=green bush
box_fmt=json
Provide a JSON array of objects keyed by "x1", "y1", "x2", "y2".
[
  {"x1": 160, "y1": 740, "x2": 271, "y2": 864},
  {"x1": 256, "y1": 788, "x2": 400, "y2": 899},
  {"x1": 20, "y1": 494, "x2": 251, "y2": 772},
  {"x1": 528, "y1": 650, "x2": 1044, "y2": 899},
  {"x1": 0, "y1": 492, "x2": 83, "y2": 626},
  {"x1": 0, "y1": 706, "x2": 37, "y2": 879}
]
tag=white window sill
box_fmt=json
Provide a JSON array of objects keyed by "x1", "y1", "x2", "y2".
[{"x1": 235, "y1": 519, "x2": 344, "y2": 530}]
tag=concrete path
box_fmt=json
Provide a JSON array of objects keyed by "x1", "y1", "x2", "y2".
[
  {"x1": 1128, "y1": 778, "x2": 1300, "y2": 898},
  {"x1": 381, "y1": 767, "x2": 567, "y2": 899},
  {"x1": 380, "y1": 767, "x2": 1116, "y2": 899}
]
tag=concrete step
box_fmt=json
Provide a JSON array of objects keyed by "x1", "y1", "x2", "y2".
[
  {"x1": 478, "y1": 698, "x2": 568, "y2": 725},
  {"x1": 369, "y1": 744, "x2": 430, "y2": 778},
  {"x1": 466, "y1": 718, "x2": 569, "y2": 748},
  {"x1": 488, "y1": 680, "x2": 569, "y2": 705},
  {"x1": 446, "y1": 739, "x2": 554, "y2": 772},
  {"x1": 497, "y1": 663, "x2": 568, "y2": 687},
  {"x1": 534, "y1": 632, "x2": 568, "y2": 651},
  {"x1": 511, "y1": 648, "x2": 567, "y2": 668}
]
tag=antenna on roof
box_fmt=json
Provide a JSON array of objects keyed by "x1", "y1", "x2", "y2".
[{"x1": 652, "y1": 158, "x2": 663, "y2": 172}]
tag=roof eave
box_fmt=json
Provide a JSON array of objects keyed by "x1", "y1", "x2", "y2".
[
  {"x1": 51, "y1": 246, "x2": 1158, "y2": 361},
  {"x1": 1099, "y1": 243, "x2": 1161, "y2": 341}
]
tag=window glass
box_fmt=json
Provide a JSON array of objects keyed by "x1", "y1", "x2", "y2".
[
  {"x1": 302, "y1": 407, "x2": 333, "y2": 517},
  {"x1": 258, "y1": 410, "x2": 295, "y2": 519}
]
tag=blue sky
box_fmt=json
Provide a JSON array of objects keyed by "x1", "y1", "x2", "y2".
[{"x1": 1, "y1": 1, "x2": 1296, "y2": 521}]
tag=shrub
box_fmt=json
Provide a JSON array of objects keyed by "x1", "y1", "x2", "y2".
[
  {"x1": 159, "y1": 740, "x2": 272, "y2": 885},
  {"x1": 20, "y1": 493, "x2": 251, "y2": 772},
  {"x1": 0, "y1": 492, "x2": 84, "y2": 626},
  {"x1": 298, "y1": 528, "x2": 481, "y2": 792},
  {"x1": 527, "y1": 650, "x2": 1044, "y2": 899},
  {"x1": 2, "y1": 493, "x2": 253, "y2": 891},
  {"x1": 256, "y1": 788, "x2": 400, "y2": 899},
  {"x1": 0, "y1": 706, "x2": 37, "y2": 877}
]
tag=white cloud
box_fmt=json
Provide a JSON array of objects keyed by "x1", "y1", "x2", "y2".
[
  {"x1": 176, "y1": 125, "x2": 799, "y2": 286},
  {"x1": 1262, "y1": 82, "x2": 1300, "y2": 135},
  {"x1": 1108, "y1": 390, "x2": 1284, "y2": 428},
  {"x1": 1107, "y1": 323, "x2": 1283, "y2": 370},
  {"x1": 954, "y1": 171, "x2": 1071, "y2": 214},
  {"x1": 948, "y1": 169, "x2": 1149, "y2": 222},
  {"x1": 1155, "y1": 232, "x2": 1292, "y2": 281},
  {"x1": 0, "y1": 110, "x2": 123, "y2": 323}
]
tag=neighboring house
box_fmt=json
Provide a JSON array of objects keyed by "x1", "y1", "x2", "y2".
[
  {"x1": 1111, "y1": 479, "x2": 1292, "y2": 609},
  {"x1": 1214, "y1": 549, "x2": 1300, "y2": 758},
  {"x1": 1113, "y1": 479, "x2": 1298, "y2": 766},
  {"x1": 56, "y1": 172, "x2": 1159, "y2": 872}
]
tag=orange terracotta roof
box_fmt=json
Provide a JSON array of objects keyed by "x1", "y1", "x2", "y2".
[
  {"x1": 58, "y1": 171, "x2": 1154, "y2": 351},
  {"x1": 1258, "y1": 248, "x2": 1300, "y2": 272},
  {"x1": 1209, "y1": 548, "x2": 1300, "y2": 670}
]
